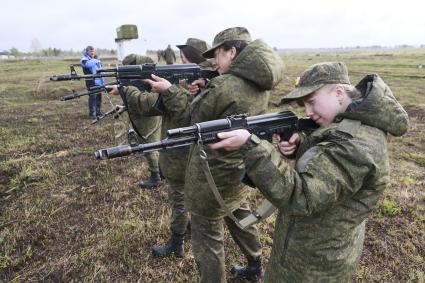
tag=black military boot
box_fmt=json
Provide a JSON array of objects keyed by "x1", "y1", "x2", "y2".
[
  {"x1": 138, "y1": 171, "x2": 161, "y2": 189},
  {"x1": 231, "y1": 257, "x2": 263, "y2": 282},
  {"x1": 152, "y1": 232, "x2": 184, "y2": 258}
]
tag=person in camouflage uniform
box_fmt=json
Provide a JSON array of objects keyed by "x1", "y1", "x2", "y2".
[
  {"x1": 149, "y1": 38, "x2": 215, "y2": 257},
  {"x1": 163, "y1": 44, "x2": 176, "y2": 65},
  {"x1": 109, "y1": 39, "x2": 213, "y2": 258},
  {"x1": 119, "y1": 54, "x2": 162, "y2": 188},
  {"x1": 210, "y1": 62, "x2": 409, "y2": 282},
  {"x1": 144, "y1": 27, "x2": 285, "y2": 283}
]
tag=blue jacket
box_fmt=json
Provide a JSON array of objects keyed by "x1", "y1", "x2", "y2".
[{"x1": 80, "y1": 49, "x2": 104, "y2": 86}]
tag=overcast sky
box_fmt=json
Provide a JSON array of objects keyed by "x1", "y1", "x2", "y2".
[{"x1": 2, "y1": 0, "x2": 424, "y2": 53}]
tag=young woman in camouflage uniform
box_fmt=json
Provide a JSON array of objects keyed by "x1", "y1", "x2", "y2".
[
  {"x1": 144, "y1": 27, "x2": 285, "y2": 283},
  {"x1": 114, "y1": 54, "x2": 162, "y2": 189},
  {"x1": 210, "y1": 62, "x2": 409, "y2": 282},
  {"x1": 108, "y1": 39, "x2": 214, "y2": 259}
]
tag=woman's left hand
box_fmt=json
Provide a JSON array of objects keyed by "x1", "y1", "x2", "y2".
[
  {"x1": 209, "y1": 130, "x2": 251, "y2": 151},
  {"x1": 143, "y1": 74, "x2": 172, "y2": 93}
]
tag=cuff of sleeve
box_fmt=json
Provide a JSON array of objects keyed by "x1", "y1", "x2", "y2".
[
  {"x1": 241, "y1": 134, "x2": 261, "y2": 153},
  {"x1": 162, "y1": 84, "x2": 180, "y2": 97}
]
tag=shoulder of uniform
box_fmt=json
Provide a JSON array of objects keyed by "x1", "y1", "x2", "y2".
[
  {"x1": 209, "y1": 73, "x2": 242, "y2": 88},
  {"x1": 336, "y1": 118, "x2": 362, "y2": 137}
]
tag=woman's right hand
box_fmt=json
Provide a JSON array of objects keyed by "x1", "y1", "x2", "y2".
[
  {"x1": 277, "y1": 133, "x2": 300, "y2": 156},
  {"x1": 188, "y1": 79, "x2": 206, "y2": 96}
]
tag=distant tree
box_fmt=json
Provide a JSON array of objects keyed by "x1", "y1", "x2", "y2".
[
  {"x1": 52, "y1": 48, "x2": 61, "y2": 56},
  {"x1": 42, "y1": 47, "x2": 54, "y2": 57},
  {"x1": 397, "y1": 44, "x2": 413, "y2": 49},
  {"x1": 9, "y1": 47, "x2": 20, "y2": 57}
]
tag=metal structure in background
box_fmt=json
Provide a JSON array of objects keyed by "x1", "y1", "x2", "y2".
[{"x1": 115, "y1": 25, "x2": 139, "y2": 62}]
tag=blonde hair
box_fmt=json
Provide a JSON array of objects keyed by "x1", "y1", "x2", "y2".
[
  {"x1": 297, "y1": 83, "x2": 362, "y2": 106},
  {"x1": 323, "y1": 84, "x2": 362, "y2": 99}
]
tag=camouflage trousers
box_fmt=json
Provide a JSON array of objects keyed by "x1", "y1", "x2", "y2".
[
  {"x1": 167, "y1": 179, "x2": 189, "y2": 235},
  {"x1": 191, "y1": 203, "x2": 262, "y2": 283},
  {"x1": 143, "y1": 151, "x2": 159, "y2": 173}
]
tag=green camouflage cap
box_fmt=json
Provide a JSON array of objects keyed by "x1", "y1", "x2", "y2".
[
  {"x1": 282, "y1": 62, "x2": 351, "y2": 103},
  {"x1": 176, "y1": 38, "x2": 210, "y2": 52},
  {"x1": 176, "y1": 38, "x2": 210, "y2": 64},
  {"x1": 202, "y1": 27, "x2": 251, "y2": 58}
]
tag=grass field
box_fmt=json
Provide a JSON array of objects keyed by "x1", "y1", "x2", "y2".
[{"x1": 0, "y1": 50, "x2": 424, "y2": 282}]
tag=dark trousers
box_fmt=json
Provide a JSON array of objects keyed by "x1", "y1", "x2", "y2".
[{"x1": 88, "y1": 92, "x2": 102, "y2": 118}]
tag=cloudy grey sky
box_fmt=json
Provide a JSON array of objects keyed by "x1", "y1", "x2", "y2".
[{"x1": 2, "y1": 0, "x2": 424, "y2": 53}]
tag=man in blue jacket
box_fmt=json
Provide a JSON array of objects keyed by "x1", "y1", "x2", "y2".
[{"x1": 80, "y1": 46, "x2": 104, "y2": 123}]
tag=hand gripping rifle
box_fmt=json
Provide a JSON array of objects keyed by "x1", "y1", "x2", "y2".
[{"x1": 94, "y1": 111, "x2": 319, "y2": 229}]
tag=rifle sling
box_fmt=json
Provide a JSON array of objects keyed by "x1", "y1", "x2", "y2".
[
  {"x1": 239, "y1": 199, "x2": 276, "y2": 229},
  {"x1": 197, "y1": 142, "x2": 277, "y2": 230},
  {"x1": 198, "y1": 144, "x2": 245, "y2": 230}
]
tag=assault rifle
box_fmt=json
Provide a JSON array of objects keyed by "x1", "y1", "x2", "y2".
[
  {"x1": 94, "y1": 111, "x2": 319, "y2": 160},
  {"x1": 60, "y1": 87, "x2": 102, "y2": 101},
  {"x1": 50, "y1": 63, "x2": 218, "y2": 92},
  {"x1": 94, "y1": 111, "x2": 319, "y2": 230}
]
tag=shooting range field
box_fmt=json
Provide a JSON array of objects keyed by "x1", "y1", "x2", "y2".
[{"x1": 1, "y1": 49, "x2": 424, "y2": 282}]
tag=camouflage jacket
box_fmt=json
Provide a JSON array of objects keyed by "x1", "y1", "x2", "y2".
[
  {"x1": 241, "y1": 75, "x2": 409, "y2": 282},
  {"x1": 123, "y1": 60, "x2": 215, "y2": 183},
  {"x1": 123, "y1": 82, "x2": 198, "y2": 184},
  {"x1": 161, "y1": 39, "x2": 285, "y2": 218},
  {"x1": 124, "y1": 87, "x2": 162, "y2": 143}
]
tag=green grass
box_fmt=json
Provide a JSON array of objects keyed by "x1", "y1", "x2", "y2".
[
  {"x1": 0, "y1": 50, "x2": 424, "y2": 282},
  {"x1": 379, "y1": 199, "x2": 401, "y2": 217}
]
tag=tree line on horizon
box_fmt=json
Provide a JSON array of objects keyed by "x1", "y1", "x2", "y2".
[{"x1": 0, "y1": 47, "x2": 117, "y2": 58}]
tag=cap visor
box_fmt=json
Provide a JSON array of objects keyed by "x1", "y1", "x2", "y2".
[
  {"x1": 281, "y1": 84, "x2": 324, "y2": 104},
  {"x1": 202, "y1": 42, "x2": 225, "y2": 59},
  {"x1": 202, "y1": 48, "x2": 216, "y2": 59}
]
